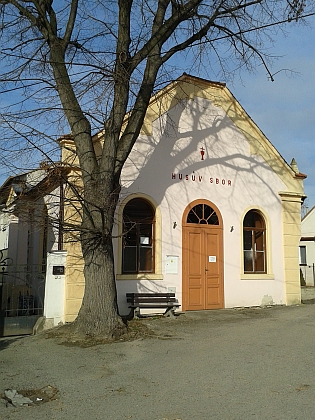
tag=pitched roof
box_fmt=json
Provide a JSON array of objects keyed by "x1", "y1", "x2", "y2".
[{"x1": 0, "y1": 166, "x2": 70, "y2": 208}]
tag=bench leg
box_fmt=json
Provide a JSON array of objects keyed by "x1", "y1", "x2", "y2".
[
  {"x1": 126, "y1": 308, "x2": 135, "y2": 321},
  {"x1": 134, "y1": 307, "x2": 141, "y2": 318},
  {"x1": 163, "y1": 307, "x2": 176, "y2": 317},
  {"x1": 126, "y1": 307, "x2": 141, "y2": 319}
]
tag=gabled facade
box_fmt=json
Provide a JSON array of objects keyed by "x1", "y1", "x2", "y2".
[{"x1": 61, "y1": 74, "x2": 306, "y2": 321}]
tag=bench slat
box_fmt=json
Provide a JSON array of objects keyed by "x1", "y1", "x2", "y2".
[
  {"x1": 126, "y1": 292, "x2": 179, "y2": 318},
  {"x1": 126, "y1": 293, "x2": 175, "y2": 298},
  {"x1": 127, "y1": 297, "x2": 177, "y2": 303},
  {"x1": 128, "y1": 303, "x2": 180, "y2": 308}
]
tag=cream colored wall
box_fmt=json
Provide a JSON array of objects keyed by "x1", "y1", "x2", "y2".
[
  {"x1": 60, "y1": 139, "x2": 85, "y2": 322},
  {"x1": 116, "y1": 93, "x2": 303, "y2": 313},
  {"x1": 61, "y1": 76, "x2": 305, "y2": 319},
  {"x1": 280, "y1": 194, "x2": 302, "y2": 304},
  {"x1": 64, "y1": 242, "x2": 85, "y2": 322},
  {"x1": 139, "y1": 75, "x2": 304, "y2": 196}
]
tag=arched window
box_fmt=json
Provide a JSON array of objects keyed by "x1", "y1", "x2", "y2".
[
  {"x1": 243, "y1": 210, "x2": 266, "y2": 273},
  {"x1": 122, "y1": 198, "x2": 155, "y2": 273},
  {"x1": 186, "y1": 203, "x2": 219, "y2": 225}
]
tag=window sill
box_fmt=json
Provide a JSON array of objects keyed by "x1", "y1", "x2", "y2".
[
  {"x1": 240, "y1": 273, "x2": 275, "y2": 280},
  {"x1": 116, "y1": 274, "x2": 164, "y2": 281}
]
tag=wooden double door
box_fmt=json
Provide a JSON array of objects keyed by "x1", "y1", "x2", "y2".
[{"x1": 182, "y1": 200, "x2": 224, "y2": 311}]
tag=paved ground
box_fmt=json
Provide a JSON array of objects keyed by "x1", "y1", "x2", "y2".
[{"x1": 1, "y1": 304, "x2": 315, "y2": 419}]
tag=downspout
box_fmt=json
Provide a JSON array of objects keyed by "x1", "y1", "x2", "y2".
[{"x1": 58, "y1": 176, "x2": 64, "y2": 251}]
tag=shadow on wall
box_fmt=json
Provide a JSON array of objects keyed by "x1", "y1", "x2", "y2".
[{"x1": 121, "y1": 91, "x2": 285, "y2": 216}]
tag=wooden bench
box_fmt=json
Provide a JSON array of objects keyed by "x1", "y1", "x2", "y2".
[{"x1": 126, "y1": 292, "x2": 180, "y2": 318}]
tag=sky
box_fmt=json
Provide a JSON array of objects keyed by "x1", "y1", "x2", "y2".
[
  {"x1": 0, "y1": 10, "x2": 314, "y2": 209},
  {"x1": 226, "y1": 17, "x2": 315, "y2": 210}
]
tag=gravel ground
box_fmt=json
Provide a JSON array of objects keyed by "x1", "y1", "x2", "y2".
[{"x1": 1, "y1": 304, "x2": 315, "y2": 420}]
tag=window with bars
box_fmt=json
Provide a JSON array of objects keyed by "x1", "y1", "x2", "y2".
[
  {"x1": 243, "y1": 210, "x2": 266, "y2": 273},
  {"x1": 122, "y1": 198, "x2": 155, "y2": 274}
]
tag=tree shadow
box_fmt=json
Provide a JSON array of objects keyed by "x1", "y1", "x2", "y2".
[
  {"x1": 115, "y1": 81, "x2": 301, "y2": 312},
  {"x1": 0, "y1": 336, "x2": 22, "y2": 351},
  {"x1": 121, "y1": 83, "x2": 288, "y2": 215}
]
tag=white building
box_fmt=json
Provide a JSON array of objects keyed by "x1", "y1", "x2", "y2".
[
  {"x1": 61, "y1": 75, "x2": 306, "y2": 322},
  {"x1": 300, "y1": 206, "x2": 315, "y2": 287},
  {"x1": 0, "y1": 167, "x2": 65, "y2": 325}
]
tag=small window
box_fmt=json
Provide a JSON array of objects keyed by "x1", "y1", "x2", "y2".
[
  {"x1": 122, "y1": 198, "x2": 155, "y2": 274},
  {"x1": 299, "y1": 246, "x2": 307, "y2": 266},
  {"x1": 243, "y1": 210, "x2": 266, "y2": 273}
]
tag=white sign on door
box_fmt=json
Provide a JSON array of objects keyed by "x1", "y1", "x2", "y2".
[{"x1": 209, "y1": 256, "x2": 216, "y2": 263}]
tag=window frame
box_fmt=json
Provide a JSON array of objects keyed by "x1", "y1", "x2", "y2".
[
  {"x1": 243, "y1": 209, "x2": 267, "y2": 274},
  {"x1": 186, "y1": 203, "x2": 220, "y2": 225},
  {"x1": 122, "y1": 198, "x2": 155, "y2": 274},
  {"x1": 116, "y1": 194, "x2": 163, "y2": 280},
  {"x1": 299, "y1": 245, "x2": 307, "y2": 266}
]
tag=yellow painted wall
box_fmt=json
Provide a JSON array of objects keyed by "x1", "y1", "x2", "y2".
[
  {"x1": 58, "y1": 137, "x2": 85, "y2": 321},
  {"x1": 280, "y1": 193, "x2": 303, "y2": 305}
]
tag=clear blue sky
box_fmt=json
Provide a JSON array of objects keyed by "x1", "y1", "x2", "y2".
[
  {"x1": 228, "y1": 18, "x2": 315, "y2": 209},
  {"x1": 1, "y1": 13, "x2": 314, "y2": 209}
]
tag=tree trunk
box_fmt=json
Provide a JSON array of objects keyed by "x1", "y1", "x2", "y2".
[
  {"x1": 73, "y1": 240, "x2": 125, "y2": 339},
  {"x1": 72, "y1": 182, "x2": 126, "y2": 339}
]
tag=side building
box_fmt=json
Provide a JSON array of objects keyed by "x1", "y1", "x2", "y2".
[
  {"x1": 300, "y1": 206, "x2": 315, "y2": 287},
  {"x1": 0, "y1": 165, "x2": 67, "y2": 334}
]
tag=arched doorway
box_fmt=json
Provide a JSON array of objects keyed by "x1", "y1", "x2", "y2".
[{"x1": 182, "y1": 200, "x2": 224, "y2": 310}]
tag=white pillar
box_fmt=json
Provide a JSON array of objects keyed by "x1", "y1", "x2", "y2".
[{"x1": 44, "y1": 250, "x2": 67, "y2": 325}]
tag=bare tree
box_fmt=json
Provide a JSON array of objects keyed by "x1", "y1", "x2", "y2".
[{"x1": 0, "y1": 0, "x2": 313, "y2": 338}]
